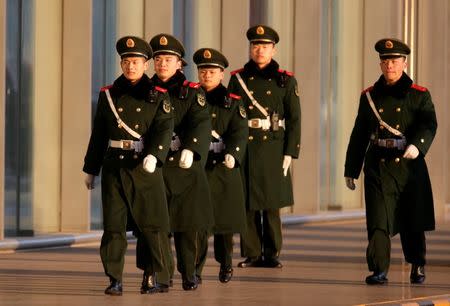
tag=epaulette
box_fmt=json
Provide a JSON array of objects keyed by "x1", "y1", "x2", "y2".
[
  {"x1": 361, "y1": 86, "x2": 374, "y2": 94},
  {"x1": 230, "y1": 68, "x2": 244, "y2": 75},
  {"x1": 100, "y1": 84, "x2": 113, "y2": 92},
  {"x1": 182, "y1": 80, "x2": 200, "y2": 89},
  {"x1": 229, "y1": 93, "x2": 241, "y2": 100},
  {"x1": 278, "y1": 69, "x2": 294, "y2": 76},
  {"x1": 411, "y1": 84, "x2": 427, "y2": 92},
  {"x1": 155, "y1": 86, "x2": 167, "y2": 93}
]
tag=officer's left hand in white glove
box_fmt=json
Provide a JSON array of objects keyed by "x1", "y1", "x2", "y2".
[
  {"x1": 282, "y1": 155, "x2": 292, "y2": 177},
  {"x1": 403, "y1": 144, "x2": 419, "y2": 159},
  {"x1": 143, "y1": 154, "x2": 157, "y2": 173},
  {"x1": 223, "y1": 154, "x2": 235, "y2": 169},
  {"x1": 179, "y1": 149, "x2": 194, "y2": 169}
]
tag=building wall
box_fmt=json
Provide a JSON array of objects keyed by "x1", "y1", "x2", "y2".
[{"x1": 0, "y1": 0, "x2": 449, "y2": 237}]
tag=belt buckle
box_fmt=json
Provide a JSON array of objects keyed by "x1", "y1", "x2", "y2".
[
  {"x1": 385, "y1": 139, "x2": 395, "y2": 148},
  {"x1": 250, "y1": 119, "x2": 260, "y2": 128},
  {"x1": 122, "y1": 140, "x2": 133, "y2": 150}
]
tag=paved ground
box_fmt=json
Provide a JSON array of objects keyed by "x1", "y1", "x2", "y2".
[{"x1": 0, "y1": 219, "x2": 449, "y2": 306}]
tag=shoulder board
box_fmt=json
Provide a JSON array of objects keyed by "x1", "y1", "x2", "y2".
[
  {"x1": 361, "y1": 86, "x2": 374, "y2": 94},
  {"x1": 182, "y1": 80, "x2": 200, "y2": 89},
  {"x1": 100, "y1": 84, "x2": 113, "y2": 92},
  {"x1": 229, "y1": 93, "x2": 241, "y2": 100},
  {"x1": 155, "y1": 86, "x2": 167, "y2": 93},
  {"x1": 278, "y1": 69, "x2": 294, "y2": 76},
  {"x1": 411, "y1": 84, "x2": 427, "y2": 92},
  {"x1": 188, "y1": 82, "x2": 200, "y2": 89},
  {"x1": 230, "y1": 68, "x2": 244, "y2": 75}
]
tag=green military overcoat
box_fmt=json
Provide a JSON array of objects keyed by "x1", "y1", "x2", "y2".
[
  {"x1": 204, "y1": 84, "x2": 248, "y2": 233},
  {"x1": 228, "y1": 60, "x2": 301, "y2": 210},
  {"x1": 345, "y1": 73, "x2": 437, "y2": 237},
  {"x1": 83, "y1": 74, "x2": 173, "y2": 232},
  {"x1": 152, "y1": 70, "x2": 214, "y2": 232}
]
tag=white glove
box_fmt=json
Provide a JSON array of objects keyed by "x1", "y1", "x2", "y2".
[
  {"x1": 143, "y1": 154, "x2": 157, "y2": 173},
  {"x1": 345, "y1": 177, "x2": 356, "y2": 190},
  {"x1": 85, "y1": 174, "x2": 96, "y2": 190},
  {"x1": 179, "y1": 149, "x2": 194, "y2": 169},
  {"x1": 282, "y1": 155, "x2": 292, "y2": 177},
  {"x1": 223, "y1": 154, "x2": 235, "y2": 169},
  {"x1": 403, "y1": 144, "x2": 419, "y2": 159}
]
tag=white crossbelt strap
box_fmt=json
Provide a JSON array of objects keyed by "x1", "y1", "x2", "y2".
[
  {"x1": 105, "y1": 89, "x2": 142, "y2": 139},
  {"x1": 236, "y1": 73, "x2": 269, "y2": 118},
  {"x1": 366, "y1": 91, "x2": 403, "y2": 137},
  {"x1": 211, "y1": 130, "x2": 221, "y2": 140}
]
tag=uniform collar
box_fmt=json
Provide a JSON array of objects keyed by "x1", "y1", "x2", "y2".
[
  {"x1": 204, "y1": 83, "x2": 227, "y2": 105},
  {"x1": 244, "y1": 59, "x2": 280, "y2": 79},
  {"x1": 373, "y1": 72, "x2": 413, "y2": 98},
  {"x1": 111, "y1": 74, "x2": 151, "y2": 99},
  {"x1": 151, "y1": 69, "x2": 186, "y2": 96}
]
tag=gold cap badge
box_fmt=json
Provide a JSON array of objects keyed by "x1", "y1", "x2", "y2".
[
  {"x1": 385, "y1": 40, "x2": 393, "y2": 49},
  {"x1": 203, "y1": 49, "x2": 212, "y2": 59},
  {"x1": 126, "y1": 38, "x2": 135, "y2": 48},
  {"x1": 160, "y1": 36, "x2": 168, "y2": 46},
  {"x1": 256, "y1": 26, "x2": 265, "y2": 35}
]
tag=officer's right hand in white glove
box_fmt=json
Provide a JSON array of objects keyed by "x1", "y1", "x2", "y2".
[
  {"x1": 179, "y1": 149, "x2": 194, "y2": 169},
  {"x1": 143, "y1": 154, "x2": 157, "y2": 173},
  {"x1": 223, "y1": 154, "x2": 235, "y2": 169},
  {"x1": 85, "y1": 174, "x2": 95, "y2": 190},
  {"x1": 345, "y1": 177, "x2": 356, "y2": 190},
  {"x1": 282, "y1": 155, "x2": 292, "y2": 177}
]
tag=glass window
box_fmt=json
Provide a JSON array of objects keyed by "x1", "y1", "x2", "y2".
[
  {"x1": 4, "y1": 0, "x2": 34, "y2": 237},
  {"x1": 90, "y1": 0, "x2": 117, "y2": 230}
]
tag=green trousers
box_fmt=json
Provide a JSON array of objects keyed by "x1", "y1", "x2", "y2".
[
  {"x1": 196, "y1": 232, "x2": 234, "y2": 277},
  {"x1": 240, "y1": 209, "x2": 282, "y2": 260},
  {"x1": 135, "y1": 230, "x2": 171, "y2": 285}
]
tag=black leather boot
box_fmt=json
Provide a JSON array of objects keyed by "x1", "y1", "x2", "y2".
[
  {"x1": 140, "y1": 273, "x2": 169, "y2": 294},
  {"x1": 365, "y1": 271, "x2": 388, "y2": 285},
  {"x1": 237, "y1": 256, "x2": 264, "y2": 268},
  {"x1": 105, "y1": 277, "x2": 123, "y2": 296},
  {"x1": 219, "y1": 266, "x2": 233, "y2": 283},
  {"x1": 410, "y1": 264, "x2": 425, "y2": 284},
  {"x1": 182, "y1": 275, "x2": 198, "y2": 291}
]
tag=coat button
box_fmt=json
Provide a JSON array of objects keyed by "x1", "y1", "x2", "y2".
[
  {"x1": 249, "y1": 91, "x2": 254, "y2": 95},
  {"x1": 136, "y1": 107, "x2": 141, "y2": 112},
  {"x1": 396, "y1": 107, "x2": 401, "y2": 112},
  {"x1": 236, "y1": 147, "x2": 240, "y2": 151},
  {"x1": 380, "y1": 158, "x2": 385, "y2": 162},
  {"x1": 213, "y1": 160, "x2": 217, "y2": 164},
  {"x1": 249, "y1": 76, "x2": 254, "y2": 80},
  {"x1": 265, "y1": 107, "x2": 269, "y2": 111},
  {"x1": 378, "y1": 108, "x2": 383, "y2": 113},
  {"x1": 249, "y1": 105, "x2": 254, "y2": 110},
  {"x1": 118, "y1": 107, "x2": 123, "y2": 112},
  {"x1": 395, "y1": 124, "x2": 400, "y2": 129},
  {"x1": 379, "y1": 125, "x2": 384, "y2": 130},
  {"x1": 118, "y1": 123, "x2": 123, "y2": 128},
  {"x1": 212, "y1": 113, "x2": 217, "y2": 118},
  {"x1": 119, "y1": 155, "x2": 124, "y2": 160},
  {"x1": 395, "y1": 157, "x2": 400, "y2": 163},
  {"x1": 133, "y1": 154, "x2": 138, "y2": 159},
  {"x1": 266, "y1": 90, "x2": 271, "y2": 95},
  {"x1": 193, "y1": 138, "x2": 198, "y2": 143},
  {"x1": 263, "y1": 135, "x2": 268, "y2": 140},
  {"x1": 169, "y1": 157, "x2": 174, "y2": 161},
  {"x1": 420, "y1": 138, "x2": 425, "y2": 143},
  {"x1": 158, "y1": 145, "x2": 163, "y2": 150},
  {"x1": 135, "y1": 124, "x2": 139, "y2": 129},
  {"x1": 249, "y1": 136, "x2": 254, "y2": 141},
  {"x1": 268, "y1": 78, "x2": 272, "y2": 81}
]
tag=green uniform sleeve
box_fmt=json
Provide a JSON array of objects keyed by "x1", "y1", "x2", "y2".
[
  {"x1": 344, "y1": 94, "x2": 372, "y2": 179},
  {"x1": 407, "y1": 90, "x2": 437, "y2": 156},
  {"x1": 83, "y1": 92, "x2": 109, "y2": 176},
  {"x1": 144, "y1": 91, "x2": 174, "y2": 165},
  {"x1": 181, "y1": 88, "x2": 212, "y2": 161},
  {"x1": 283, "y1": 77, "x2": 301, "y2": 158},
  {"x1": 223, "y1": 99, "x2": 249, "y2": 166}
]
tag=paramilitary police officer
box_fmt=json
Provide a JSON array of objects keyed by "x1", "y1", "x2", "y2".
[
  {"x1": 192, "y1": 48, "x2": 248, "y2": 283},
  {"x1": 228, "y1": 25, "x2": 301, "y2": 268},
  {"x1": 143, "y1": 33, "x2": 213, "y2": 291},
  {"x1": 83, "y1": 36, "x2": 173, "y2": 295},
  {"x1": 344, "y1": 38, "x2": 437, "y2": 285}
]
